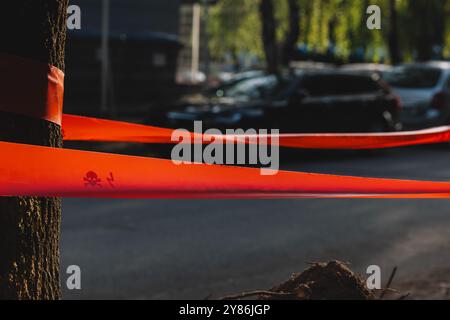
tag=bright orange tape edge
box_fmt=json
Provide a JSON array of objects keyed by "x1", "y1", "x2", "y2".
[
  {"x1": 63, "y1": 114, "x2": 450, "y2": 150},
  {"x1": 2, "y1": 140, "x2": 450, "y2": 199},
  {"x1": 2, "y1": 55, "x2": 450, "y2": 199}
]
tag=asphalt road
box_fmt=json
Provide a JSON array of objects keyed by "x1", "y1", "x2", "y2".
[{"x1": 61, "y1": 144, "x2": 450, "y2": 299}]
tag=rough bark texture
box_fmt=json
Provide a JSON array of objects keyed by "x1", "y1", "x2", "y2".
[
  {"x1": 260, "y1": 0, "x2": 279, "y2": 74},
  {"x1": 0, "y1": 0, "x2": 68, "y2": 300}
]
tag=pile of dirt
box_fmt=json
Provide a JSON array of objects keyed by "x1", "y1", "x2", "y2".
[
  {"x1": 267, "y1": 261, "x2": 375, "y2": 300},
  {"x1": 223, "y1": 261, "x2": 375, "y2": 300}
]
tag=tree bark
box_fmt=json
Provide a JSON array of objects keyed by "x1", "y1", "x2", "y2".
[
  {"x1": 0, "y1": 0, "x2": 68, "y2": 300},
  {"x1": 282, "y1": 0, "x2": 300, "y2": 67},
  {"x1": 260, "y1": 0, "x2": 279, "y2": 74},
  {"x1": 388, "y1": 0, "x2": 401, "y2": 65}
]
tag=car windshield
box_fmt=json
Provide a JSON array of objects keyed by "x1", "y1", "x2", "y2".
[
  {"x1": 224, "y1": 75, "x2": 281, "y2": 99},
  {"x1": 384, "y1": 66, "x2": 443, "y2": 89}
]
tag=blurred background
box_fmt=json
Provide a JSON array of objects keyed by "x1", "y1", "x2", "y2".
[
  {"x1": 62, "y1": 0, "x2": 450, "y2": 299},
  {"x1": 64, "y1": 0, "x2": 450, "y2": 121}
]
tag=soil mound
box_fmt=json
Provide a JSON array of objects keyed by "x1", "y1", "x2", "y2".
[{"x1": 267, "y1": 261, "x2": 374, "y2": 300}]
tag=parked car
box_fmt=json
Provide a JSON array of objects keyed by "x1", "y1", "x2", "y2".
[
  {"x1": 290, "y1": 61, "x2": 336, "y2": 71},
  {"x1": 167, "y1": 71, "x2": 402, "y2": 133},
  {"x1": 384, "y1": 62, "x2": 450, "y2": 128},
  {"x1": 339, "y1": 63, "x2": 393, "y2": 78}
]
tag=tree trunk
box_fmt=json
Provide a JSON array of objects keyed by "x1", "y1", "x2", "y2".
[
  {"x1": 388, "y1": 0, "x2": 401, "y2": 64},
  {"x1": 260, "y1": 0, "x2": 279, "y2": 74},
  {"x1": 357, "y1": 0, "x2": 371, "y2": 58},
  {"x1": 282, "y1": 0, "x2": 300, "y2": 68},
  {"x1": 410, "y1": 0, "x2": 440, "y2": 62},
  {"x1": 0, "y1": 0, "x2": 68, "y2": 300}
]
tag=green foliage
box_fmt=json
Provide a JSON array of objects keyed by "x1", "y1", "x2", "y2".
[
  {"x1": 207, "y1": 0, "x2": 450, "y2": 64},
  {"x1": 208, "y1": 0, "x2": 264, "y2": 60}
]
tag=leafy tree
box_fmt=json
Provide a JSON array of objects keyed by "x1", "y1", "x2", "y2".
[
  {"x1": 208, "y1": 0, "x2": 450, "y2": 67},
  {"x1": 209, "y1": 0, "x2": 263, "y2": 67}
]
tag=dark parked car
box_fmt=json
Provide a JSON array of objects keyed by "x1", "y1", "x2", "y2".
[{"x1": 167, "y1": 71, "x2": 402, "y2": 133}]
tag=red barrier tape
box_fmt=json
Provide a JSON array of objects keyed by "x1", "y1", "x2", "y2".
[
  {"x1": 62, "y1": 114, "x2": 176, "y2": 143},
  {"x1": 2, "y1": 140, "x2": 450, "y2": 199},
  {"x1": 62, "y1": 114, "x2": 450, "y2": 150},
  {"x1": 0, "y1": 53, "x2": 64, "y2": 125},
  {"x1": 1, "y1": 52, "x2": 449, "y2": 150},
  {"x1": 3, "y1": 54, "x2": 450, "y2": 199}
]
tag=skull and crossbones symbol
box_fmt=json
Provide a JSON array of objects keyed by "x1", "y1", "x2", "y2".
[{"x1": 84, "y1": 171, "x2": 102, "y2": 187}]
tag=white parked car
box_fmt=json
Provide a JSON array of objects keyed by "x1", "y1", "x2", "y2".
[{"x1": 384, "y1": 62, "x2": 450, "y2": 128}]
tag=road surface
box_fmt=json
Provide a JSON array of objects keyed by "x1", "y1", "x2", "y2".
[{"x1": 61, "y1": 144, "x2": 450, "y2": 299}]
